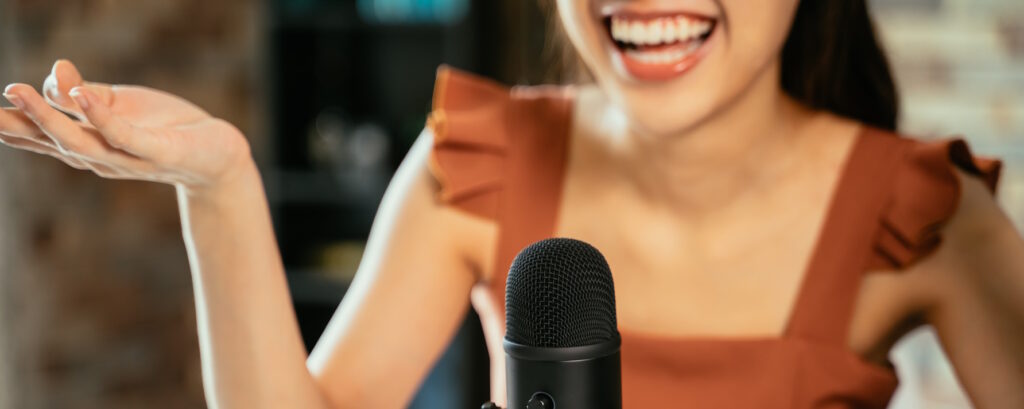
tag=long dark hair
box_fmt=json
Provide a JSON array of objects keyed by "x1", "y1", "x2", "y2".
[
  {"x1": 541, "y1": 0, "x2": 899, "y2": 131},
  {"x1": 781, "y1": 0, "x2": 898, "y2": 130}
]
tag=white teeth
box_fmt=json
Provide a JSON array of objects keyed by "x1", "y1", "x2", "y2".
[
  {"x1": 625, "y1": 47, "x2": 695, "y2": 65},
  {"x1": 663, "y1": 20, "x2": 677, "y2": 41},
  {"x1": 676, "y1": 17, "x2": 691, "y2": 40},
  {"x1": 612, "y1": 18, "x2": 626, "y2": 41},
  {"x1": 629, "y1": 21, "x2": 646, "y2": 44},
  {"x1": 691, "y1": 21, "x2": 709, "y2": 37},
  {"x1": 611, "y1": 15, "x2": 713, "y2": 45},
  {"x1": 698, "y1": 21, "x2": 712, "y2": 35},
  {"x1": 646, "y1": 19, "x2": 663, "y2": 45}
]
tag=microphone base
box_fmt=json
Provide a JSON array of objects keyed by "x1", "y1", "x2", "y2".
[{"x1": 505, "y1": 350, "x2": 622, "y2": 409}]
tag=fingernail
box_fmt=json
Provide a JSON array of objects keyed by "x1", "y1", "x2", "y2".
[
  {"x1": 3, "y1": 93, "x2": 24, "y2": 110},
  {"x1": 69, "y1": 88, "x2": 89, "y2": 110}
]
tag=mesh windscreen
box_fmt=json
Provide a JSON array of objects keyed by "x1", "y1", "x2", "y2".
[{"x1": 505, "y1": 238, "x2": 619, "y2": 348}]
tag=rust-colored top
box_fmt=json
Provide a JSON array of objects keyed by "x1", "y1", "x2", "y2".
[{"x1": 426, "y1": 66, "x2": 1002, "y2": 408}]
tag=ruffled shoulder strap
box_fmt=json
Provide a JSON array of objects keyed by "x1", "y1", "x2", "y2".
[
  {"x1": 426, "y1": 65, "x2": 575, "y2": 306},
  {"x1": 869, "y1": 131, "x2": 1003, "y2": 270},
  {"x1": 426, "y1": 65, "x2": 575, "y2": 234},
  {"x1": 787, "y1": 127, "x2": 1003, "y2": 344},
  {"x1": 426, "y1": 65, "x2": 513, "y2": 220}
]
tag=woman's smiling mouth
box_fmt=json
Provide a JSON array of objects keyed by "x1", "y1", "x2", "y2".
[{"x1": 602, "y1": 10, "x2": 718, "y2": 82}]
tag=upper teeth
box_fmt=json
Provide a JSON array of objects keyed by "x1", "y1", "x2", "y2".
[{"x1": 611, "y1": 16, "x2": 713, "y2": 46}]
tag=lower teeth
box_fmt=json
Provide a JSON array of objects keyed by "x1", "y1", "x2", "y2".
[{"x1": 626, "y1": 41, "x2": 701, "y2": 64}]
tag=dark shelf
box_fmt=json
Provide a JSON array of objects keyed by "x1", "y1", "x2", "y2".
[
  {"x1": 264, "y1": 168, "x2": 390, "y2": 206},
  {"x1": 287, "y1": 270, "x2": 350, "y2": 305},
  {"x1": 265, "y1": 0, "x2": 511, "y2": 405}
]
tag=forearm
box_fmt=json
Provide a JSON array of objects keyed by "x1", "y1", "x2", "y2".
[{"x1": 178, "y1": 161, "x2": 330, "y2": 409}]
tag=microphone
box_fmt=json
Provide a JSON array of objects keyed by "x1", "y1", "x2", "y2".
[{"x1": 500, "y1": 238, "x2": 623, "y2": 409}]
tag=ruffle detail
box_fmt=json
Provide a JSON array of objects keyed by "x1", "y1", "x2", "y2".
[
  {"x1": 871, "y1": 138, "x2": 1002, "y2": 269},
  {"x1": 426, "y1": 66, "x2": 511, "y2": 220}
]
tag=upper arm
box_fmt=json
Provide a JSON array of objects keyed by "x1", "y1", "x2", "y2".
[
  {"x1": 912, "y1": 170, "x2": 1024, "y2": 408},
  {"x1": 306, "y1": 129, "x2": 497, "y2": 408}
]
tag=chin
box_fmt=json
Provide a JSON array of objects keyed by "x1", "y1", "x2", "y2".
[{"x1": 617, "y1": 89, "x2": 722, "y2": 138}]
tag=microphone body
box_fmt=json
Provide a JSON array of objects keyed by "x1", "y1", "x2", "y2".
[
  {"x1": 501, "y1": 238, "x2": 623, "y2": 409},
  {"x1": 505, "y1": 340, "x2": 622, "y2": 408}
]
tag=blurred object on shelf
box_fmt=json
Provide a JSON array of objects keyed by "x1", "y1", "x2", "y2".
[
  {"x1": 318, "y1": 240, "x2": 366, "y2": 282},
  {"x1": 357, "y1": 0, "x2": 470, "y2": 24},
  {"x1": 310, "y1": 107, "x2": 392, "y2": 176}
]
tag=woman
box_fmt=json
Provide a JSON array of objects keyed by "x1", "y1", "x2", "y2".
[{"x1": 1, "y1": 0, "x2": 1022, "y2": 407}]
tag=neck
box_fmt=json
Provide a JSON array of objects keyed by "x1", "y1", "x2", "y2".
[{"x1": 597, "y1": 63, "x2": 815, "y2": 213}]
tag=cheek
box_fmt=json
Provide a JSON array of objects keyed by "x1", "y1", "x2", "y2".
[{"x1": 725, "y1": 0, "x2": 800, "y2": 71}]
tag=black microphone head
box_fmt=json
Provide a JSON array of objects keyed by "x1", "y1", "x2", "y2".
[{"x1": 505, "y1": 238, "x2": 619, "y2": 348}]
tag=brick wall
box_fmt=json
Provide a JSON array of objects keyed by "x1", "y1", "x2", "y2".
[{"x1": 2, "y1": 3, "x2": 15, "y2": 406}]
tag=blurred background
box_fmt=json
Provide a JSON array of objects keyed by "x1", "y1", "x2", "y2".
[{"x1": 0, "y1": 0, "x2": 1020, "y2": 408}]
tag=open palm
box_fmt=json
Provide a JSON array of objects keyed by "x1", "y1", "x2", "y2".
[{"x1": 0, "y1": 60, "x2": 251, "y2": 189}]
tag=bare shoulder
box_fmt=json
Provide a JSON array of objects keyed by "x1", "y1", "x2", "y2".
[
  {"x1": 849, "y1": 167, "x2": 1022, "y2": 362},
  {"x1": 902, "y1": 170, "x2": 1024, "y2": 406},
  {"x1": 908, "y1": 170, "x2": 1023, "y2": 302},
  {"x1": 868, "y1": 169, "x2": 1018, "y2": 313},
  {"x1": 406, "y1": 127, "x2": 499, "y2": 282}
]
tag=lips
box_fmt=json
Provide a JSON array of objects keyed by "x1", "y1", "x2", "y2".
[{"x1": 602, "y1": 11, "x2": 718, "y2": 81}]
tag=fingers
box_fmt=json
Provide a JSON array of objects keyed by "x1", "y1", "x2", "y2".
[
  {"x1": 0, "y1": 133, "x2": 89, "y2": 170},
  {"x1": 0, "y1": 131, "x2": 152, "y2": 180},
  {"x1": 42, "y1": 60, "x2": 115, "y2": 121},
  {"x1": 5, "y1": 83, "x2": 99, "y2": 156},
  {"x1": 69, "y1": 86, "x2": 169, "y2": 160},
  {"x1": 0, "y1": 107, "x2": 50, "y2": 142},
  {"x1": 4, "y1": 84, "x2": 156, "y2": 174},
  {"x1": 42, "y1": 60, "x2": 83, "y2": 116}
]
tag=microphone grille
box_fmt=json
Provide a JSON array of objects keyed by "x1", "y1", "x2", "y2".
[{"x1": 505, "y1": 238, "x2": 619, "y2": 348}]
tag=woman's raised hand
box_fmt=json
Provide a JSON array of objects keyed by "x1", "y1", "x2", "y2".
[{"x1": 0, "y1": 60, "x2": 252, "y2": 192}]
